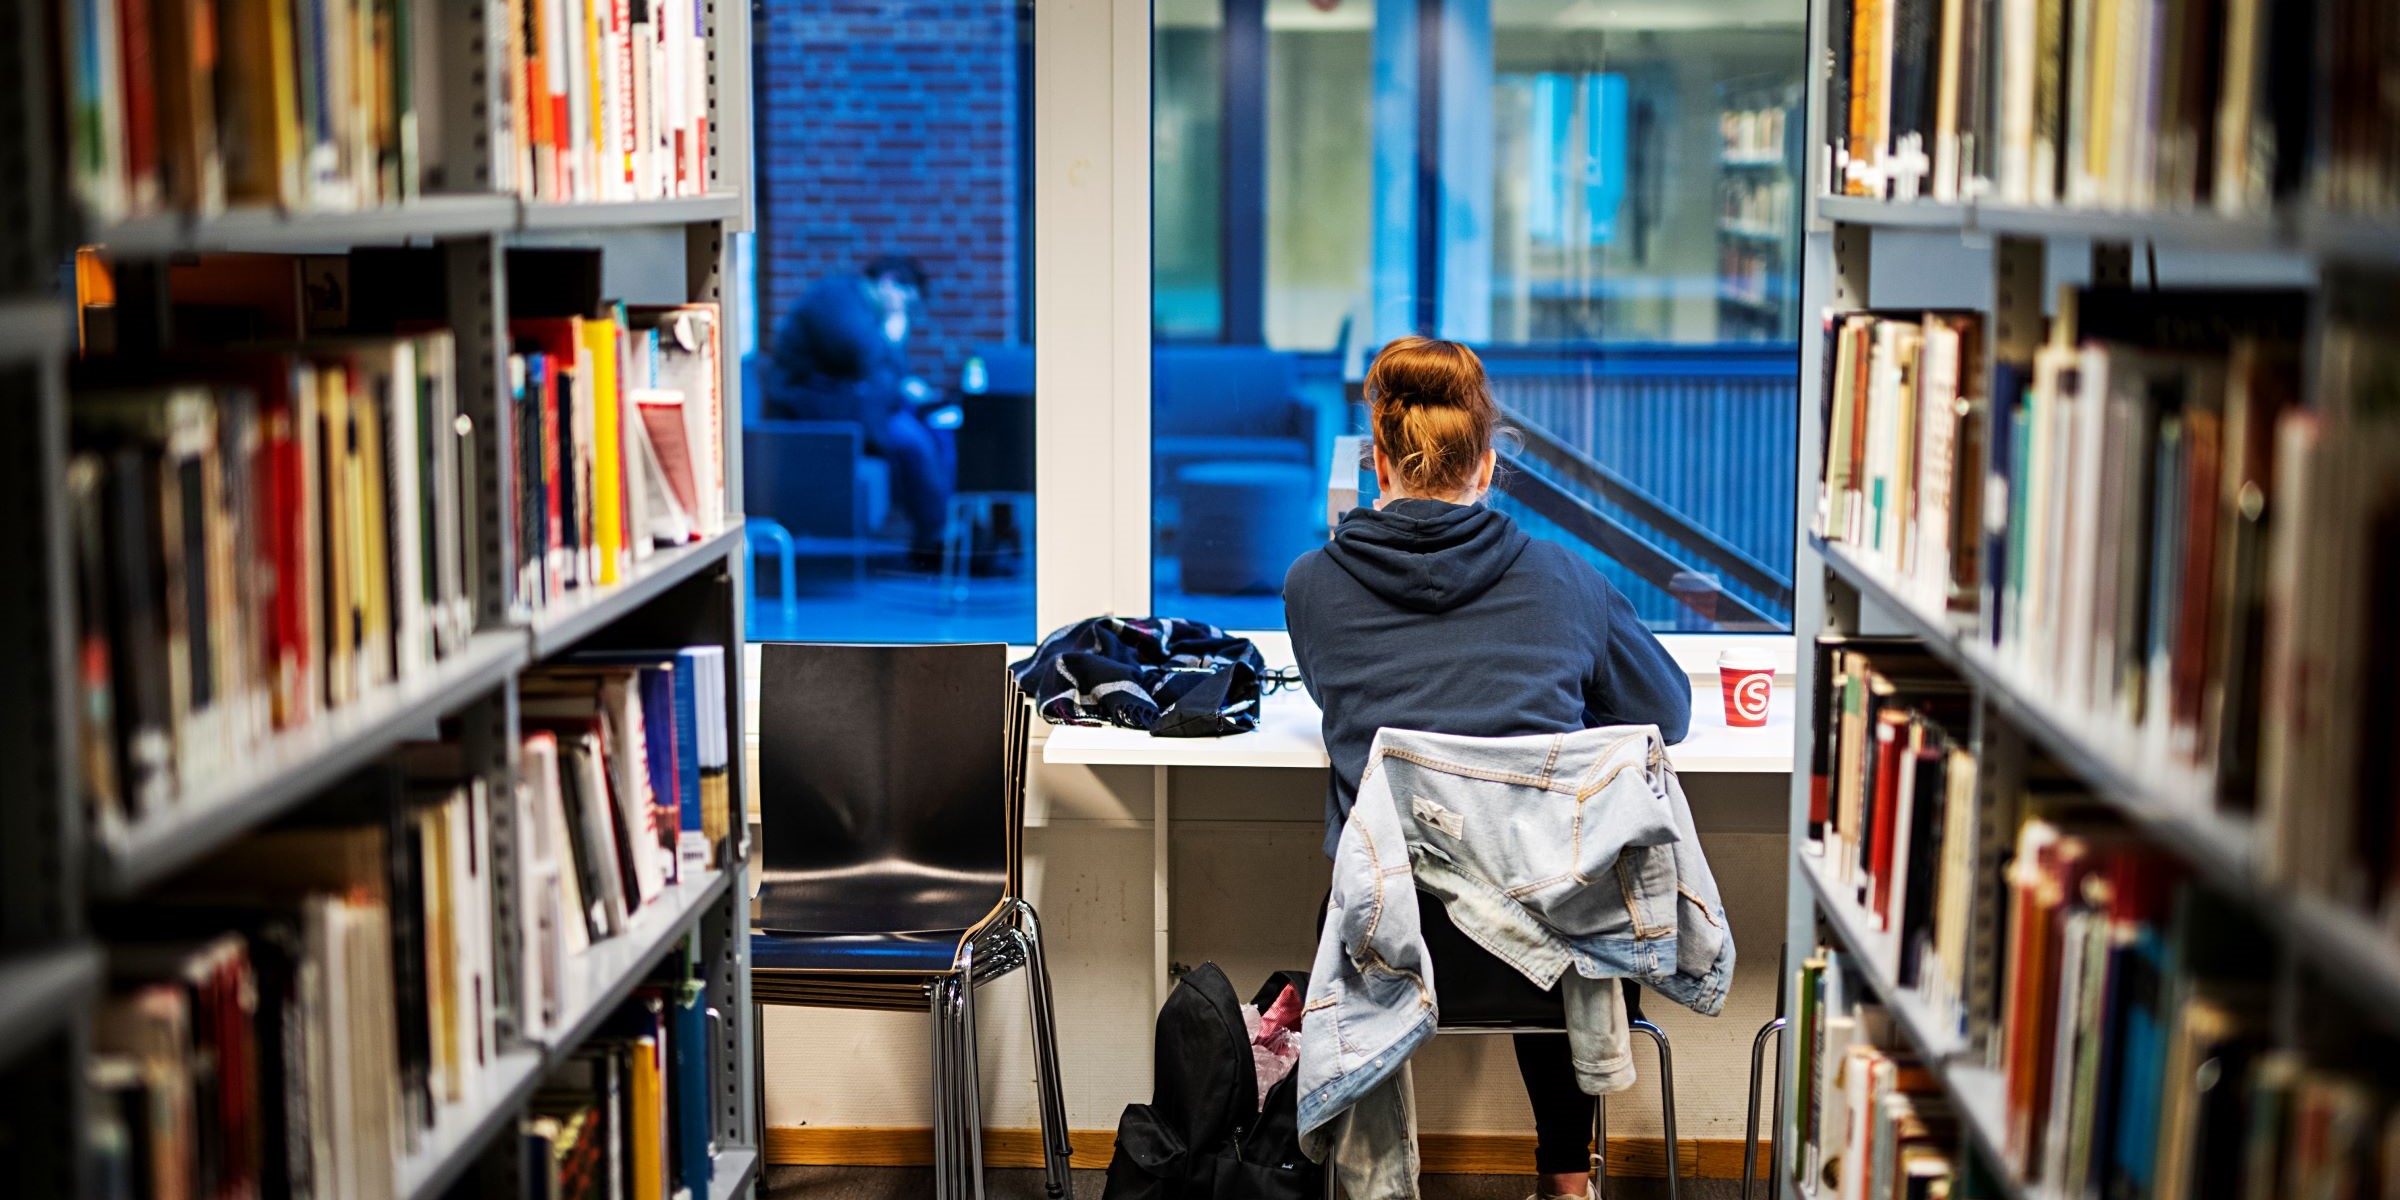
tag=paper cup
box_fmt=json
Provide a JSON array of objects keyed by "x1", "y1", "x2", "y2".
[{"x1": 1718, "y1": 649, "x2": 1776, "y2": 728}]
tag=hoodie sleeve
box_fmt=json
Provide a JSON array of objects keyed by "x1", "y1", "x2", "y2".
[
  {"x1": 1283, "y1": 553, "x2": 1323, "y2": 708},
  {"x1": 1584, "y1": 576, "x2": 1692, "y2": 745}
]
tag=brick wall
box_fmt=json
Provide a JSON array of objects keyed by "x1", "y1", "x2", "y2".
[{"x1": 754, "y1": 0, "x2": 1021, "y2": 386}]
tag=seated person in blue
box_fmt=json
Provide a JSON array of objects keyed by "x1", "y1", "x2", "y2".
[{"x1": 763, "y1": 255, "x2": 956, "y2": 565}]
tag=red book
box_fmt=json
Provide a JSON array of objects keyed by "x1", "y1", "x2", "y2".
[
  {"x1": 118, "y1": 0, "x2": 160, "y2": 210},
  {"x1": 541, "y1": 359, "x2": 565, "y2": 600},
  {"x1": 1866, "y1": 712, "x2": 1906, "y2": 924}
]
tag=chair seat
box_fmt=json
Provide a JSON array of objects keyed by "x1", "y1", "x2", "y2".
[
  {"x1": 753, "y1": 863, "x2": 1007, "y2": 938},
  {"x1": 752, "y1": 928, "x2": 974, "y2": 974}
]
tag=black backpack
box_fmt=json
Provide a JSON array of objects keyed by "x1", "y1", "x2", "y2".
[{"x1": 1103, "y1": 963, "x2": 1323, "y2": 1200}]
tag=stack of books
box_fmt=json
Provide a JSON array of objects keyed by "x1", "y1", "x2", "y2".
[
  {"x1": 87, "y1": 756, "x2": 500, "y2": 1199},
  {"x1": 65, "y1": 328, "x2": 480, "y2": 839},
  {"x1": 523, "y1": 973, "x2": 717, "y2": 1200},
  {"x1": 1812, "y1": 310, "x2": 1989, "y2": 615},
  {"x1": 1791, "y1": 952, "x2": 1962, "y2": 1200},
  {"x1": 515, "y1": 647, "x2": 729, "y2": 1039},
  {"x1": 508, "y1": 300, "x2": 725, "y2": 612},
  {"x1": 502, "y1": 0, "x2": 714, "y2": 203},
  {"x1": 1825, "y1": 0, "x2": 2314, "y2": 211}
]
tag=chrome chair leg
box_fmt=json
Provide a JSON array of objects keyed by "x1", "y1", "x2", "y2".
[
  {"x1": 1015, "y1": 902, "x2": 1073, "y2": 1197},
  {"x1": 931, "y1": 978, "x2": 956, "y2": 1200},
  {"x1": 1591, "y1": 1091, "x2": 1608, "y2": 1200},
  {"x1": 1631, "y1": 1019, "x2": 1678, "y2": 1200},
  {"x1": 1742, "y1": 1018, "x2": 1786, "y2": 1200},
  {"x1": 957, "y1": 942, "x2": 987, "y2": 1200}
]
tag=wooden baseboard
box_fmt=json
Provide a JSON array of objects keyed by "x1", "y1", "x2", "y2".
[{"x1": 764, "y1": 1126, "x2": 1768, "y2": 1178}]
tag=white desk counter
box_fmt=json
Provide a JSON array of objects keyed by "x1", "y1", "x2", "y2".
[{"x1": 1041, "y1": 679, "x2": 1796, "y2": 774}]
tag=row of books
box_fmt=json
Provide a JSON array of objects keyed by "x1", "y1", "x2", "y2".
[
  {"x1": 88, "y1": 757, "x2": 497, "y2": 1200},
  {"x1": 55, "y1": 0, "x2": 714, "y2": 227},
  {"x1": 1993, "y1": 813, "x2": 2400, "y2": 1200},
  {"x1": 1720, "y1": 105, "x2": 1792, "y2": 162},
  {"x1": 1719, "y1": 246, "x2": 1788, "y2": 314},
  {"x1": 2318, "y1": 0, "x2": 2400, "y2": 216},
  {"x1": 516, "y1": 647, "x2": 733, "y2": 1041},
  {"x1": 1721, "y1": 174, "x2": 1796, "y2": 239},
  {"x1": 1791, "y1": 949, "x2": 1971, "y2": 1199},
  {"x1": 507, "y1": 301, "x2": 727, "y2": 613},
  {"x1": 522, "y1": 973, "x2": 717, "y2": 1200},
  {"x1": 1807, "y1": 637, "x2": 1977, "y2": 1041},
  {"x1": 66, "y1": 332, "x2": 482, "y2": 835},
  {"x1": 1812, "y1": 309, "x2": 1988, "y2": 616},
  {"x1": 61, "y1": 0, "x2": 435, "y2": 223},
  {"x1": 499, "y1": 0, "x2": 713, "y2": 203},
  {"x1": 1808, "y1": 286, "x2": 2400, "y2": 909},
  {"x1": 1826, "y1": 0, "x2": 2314, "y2": 213}
]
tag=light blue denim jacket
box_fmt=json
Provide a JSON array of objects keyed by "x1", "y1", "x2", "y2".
[{"x1": 1296, "y1": 725, "x2": 1735, "y2": 1196}]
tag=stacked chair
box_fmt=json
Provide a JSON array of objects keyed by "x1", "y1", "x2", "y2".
[{"x1": 750, "y1": 643, "x2": 1071, "y2": 1199}]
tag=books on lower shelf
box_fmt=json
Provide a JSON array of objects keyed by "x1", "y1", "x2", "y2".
[
  {"x1": 1825, "y1": 0, "x2": 2316, "y2": 213},
  {"x1": 516, "y1": 647, "x2": 729, "y2": 1041},
  {"x1": 1986, "y1": 812, "x2": 2400, "y2": 1200},
  {"x1": 65, "y1": 328, "x2": 480, "y2": 840},
  {"x1": 1790, "y1": 951, "x2": 1967, "y2": 1199},
  {"x1": 508, "y1": 301, "x2": 725, "y2": 614},
  {"x1": 83, "y1": 710, "x2": 726, "y2": 1200},
  {"x1": 523, "y1": 965, "x2": 716, "y2": 1200},
  {"x1": 1809, "y1": 637, "x2": 1979, "y2": 1044},
  {"x1": 1721, "y1": 105, "x2": 1792, "y2": 163},
  {"x1": 88, "y1": 758, "x2": 496, "y2": 1200}
]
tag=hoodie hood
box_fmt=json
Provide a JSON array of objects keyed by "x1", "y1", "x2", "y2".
[{"x1": 1323, "y1": 498, "x2": 1531, "y2": 613}]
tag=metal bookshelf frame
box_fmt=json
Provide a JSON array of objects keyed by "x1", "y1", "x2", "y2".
[
  {"x1": 1783, "y1": 2, "x2": 2400, "y2": 1195},
  {"x1": 0, "y1": 0, "x2": 763, "y2": 1189}
]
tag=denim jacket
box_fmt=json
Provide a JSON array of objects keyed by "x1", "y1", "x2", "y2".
[{"x1": 1296, "y1": 725, "x2": 1735, "y2": 1196}]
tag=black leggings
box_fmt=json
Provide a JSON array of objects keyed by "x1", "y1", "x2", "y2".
[{"x1": 1318, "y1": 888, "x2": 1624, "y2": 1176}]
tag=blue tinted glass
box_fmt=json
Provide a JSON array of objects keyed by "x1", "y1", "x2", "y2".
[
  {"x1": 742, "y1": 3, "x2": 1034, "y2": 644},
  {"x1": 1152, "y1": 1, "x2": 1801, "y2": 634}
]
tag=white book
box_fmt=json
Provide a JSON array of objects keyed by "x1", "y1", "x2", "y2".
[{"x1": 386, "y1": 340, "x2": 432, "y2": 680}]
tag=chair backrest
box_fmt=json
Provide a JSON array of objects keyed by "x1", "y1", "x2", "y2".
[
  {"x1": 756, "y1": 642, "x2": 1017, "y2": 882},
  {"x1": 1153, "y1": 345, "x2": 1303, "y2": 438}
]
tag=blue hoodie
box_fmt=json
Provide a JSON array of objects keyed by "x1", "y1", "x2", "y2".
[{"x1": 1284, "y1": 498, "x2": 1692, "y2": 858}]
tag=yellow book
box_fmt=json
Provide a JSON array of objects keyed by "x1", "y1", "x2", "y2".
[
  {"x1": 630, "y1": 1032, "x2": 664, "y2": 1200},
  {"x1": 584, "y1": 0, "x2": 605, "y2": 194},
  {"x1": 583, "y1": 317, "x2": 626, "y2": 584},
  {"x1": 321, "y1": 364, "x2": 357, "y2": 707}
]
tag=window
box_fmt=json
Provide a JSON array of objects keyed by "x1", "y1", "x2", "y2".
[
  {"x1": 1151, "y1": 0, "x2": 1803, "y2": 634},
  {"x1": 741, "y1": 0, "x2": 1035, "y2": 643}
]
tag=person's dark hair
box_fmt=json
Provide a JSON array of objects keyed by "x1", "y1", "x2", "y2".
[{"x1": 862, "y1": 254, "x2": 929, "y2": 297}]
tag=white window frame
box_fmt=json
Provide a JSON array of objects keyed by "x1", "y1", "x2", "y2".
[{"x1": 1031, "y1": 0, "x2": 1798, "y2": 671}]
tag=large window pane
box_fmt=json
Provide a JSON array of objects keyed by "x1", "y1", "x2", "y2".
[
  {"x1": 1151, "y1": 0, "x2": 1803, "y2": 634},
  {"x1": 744, "y1": 0, "x2": 1034, "y2": 643}
]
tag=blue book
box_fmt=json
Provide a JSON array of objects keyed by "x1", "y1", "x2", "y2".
[
  {"x1": 636, "y1": 665, "x2": 681, "y2": 840},
  {"x1": 669, "y1": 982, "x2": 713, "y2": 1194},
  {"x1": 570, "y1": 649, "x2": 708, "y2": 838}
]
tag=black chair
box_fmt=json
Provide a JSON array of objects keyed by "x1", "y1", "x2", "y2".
[
  {"x1": 1421, "y1": 891, "x2": 1681, "y2": 1200},
  {"x1": 749, "y1": 642, "x2": 1070, "y2": 1199}
]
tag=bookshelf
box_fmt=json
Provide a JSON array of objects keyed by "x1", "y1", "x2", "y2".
[
  {"x1": 0, "y1": 0, "x2": 761, "y2": 1191},
  {"x1": 1787, "y1": 1, "x2": 2400, "y2": 1197},
  {"x1": 1717, "y1": 82, "x2": 1804, "y2": 340}
]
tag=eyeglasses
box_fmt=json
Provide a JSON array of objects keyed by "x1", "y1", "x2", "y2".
[{"x1": 1260, "y1": 665, "x2": 1306, "y2": 695}]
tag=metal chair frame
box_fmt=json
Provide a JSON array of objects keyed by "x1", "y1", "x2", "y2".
[{"x1": 1434, "y1": 1017, "x2": 1680, "y2": 1200}]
